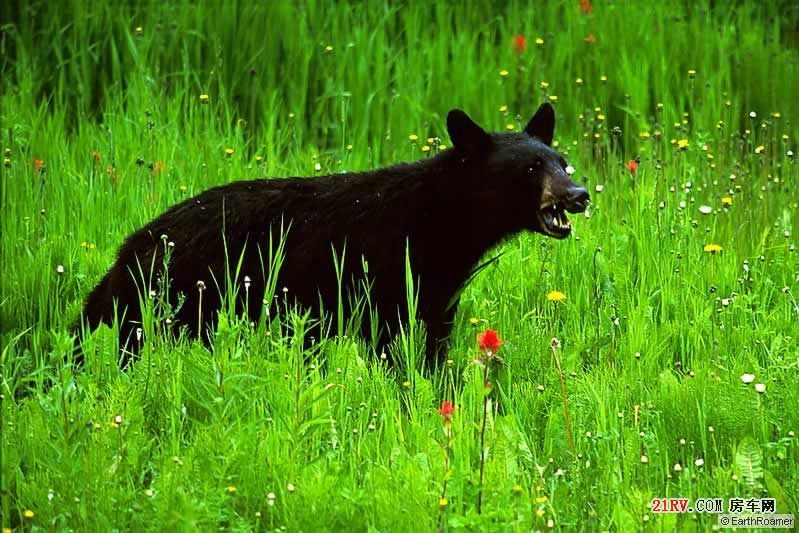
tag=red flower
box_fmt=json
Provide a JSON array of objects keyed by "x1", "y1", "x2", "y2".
[
  {"x1": 584, "y1": 33, "x2": 596, "y2": 44},
  {"x1": 438, "y1": 400, "x2": 455, "y2": 420},
  {"x1": 579, "y1": 0, "x2": 593, "y2": 15},
  {"x1": 34, "y1": 158, "x2": 44, "y2": 172},
  {"x1": 152, "y1": 159, "x2": 164, "y2": 177},
  {"x1": 512, "y1": 34, "x2": 527, "y2": 54},
  {"x1": 626, "y1": 159, "x2": 639, "y2": 174},
  {"x1": 477, "y1": 329, "x2": 503, "y2": 353}
]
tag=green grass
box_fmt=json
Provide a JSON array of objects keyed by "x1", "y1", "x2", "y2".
[{"x1": 2, "y1": 0, "x2": 798, "y2": 530}]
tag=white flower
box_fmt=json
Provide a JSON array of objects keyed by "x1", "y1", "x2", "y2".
[
  {"x1": 565, "y1": 165, "x2": 576, "y2": 175},
  {"x1": 699, "y1": 205, "x2": 712, "y2": 215},
  {"x1": 640, "y1": 455, "x2": 649, "y2": 464},
  {"x1": 595, "y1": 184, "x2": 604, "y2": 192},
  {"x1": 754, "y1": 383, "x2": 766, "y2": 393},
  {"x1": 695, "y1": 458, "x2": 704, "y2": 467},
  {"x1": 740, "y1": 373, "x2": 755, "y2": 384},
  {"x1": 56, "y1": 265, "x2": 64, "y2": 274},
  {"x1": 749, "y1": 111, "x2": 757, "y2": 118},
  {"x1": 673, "y1": 463, "x2": 682, "y2": 472}
]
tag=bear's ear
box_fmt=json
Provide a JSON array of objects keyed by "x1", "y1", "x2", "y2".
[
  {"x1": 447, "y1": 109, "x2": 491, "y2": 150},
  {"x1": 524, "y1": 102, "x2": 555, "y2": 146}
]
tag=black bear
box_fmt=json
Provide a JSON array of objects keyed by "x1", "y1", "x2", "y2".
[{"x1": 78, "y1": 102, "x2": 588, "y2": 366}]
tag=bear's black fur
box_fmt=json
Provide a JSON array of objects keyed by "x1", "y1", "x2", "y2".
[{"x1": 79, "y1": 102, "x2": 588, "y2": 366}]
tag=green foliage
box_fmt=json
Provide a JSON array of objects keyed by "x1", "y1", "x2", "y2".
[{"x1": 2, "y1": 0, "x2": 798, "y2": 530}]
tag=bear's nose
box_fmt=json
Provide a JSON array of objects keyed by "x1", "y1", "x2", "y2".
[{"x1": 565, "y1": 186, "x2": 590, "y2": 213}]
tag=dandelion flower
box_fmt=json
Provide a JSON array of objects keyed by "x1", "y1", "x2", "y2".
[
  {"x1": 548, "y1": 95, "x2": 558, "y2": 103},
  {"x1": 703, "y1": 244, "x2": 722, "y2": 254},
  {"x1": 677, "y1": 139, "x2": 689, "y2": 150},
  {"x1": 135, "y1": 26, "x2": 143, "y2": 36},
  {"x1": 499, "y1": 104, "x2": 508, "y2": 112},
  {"x1": 575, "y1": 77, "x2": 583, "y2": 85},
  {"x1": 224, "y1": 148, "x2": 234, "y2": 157},
  {"x1": 600, "y1": 74, "x2": 607, "y2": 82},
  {"x1": 325, "y1": 45, "x2": 333, "y2": 52},
  {"x1": 408, "y1": 134, "x2": 418, "y2": 142},
  {"x1": 547, "y1": 290, "x2": 566, "y2": 302},
  {"x1": 438, "y1": 497, "x2": 448, "y2": 508},
  {"x1": 535, "y1": 37, "x2": 544, "y2": 46},
  {"x1": 499, "y1": 69, "x2": 509, "y2": 77},
  {"x1": 24, "y1": 509, "x2": 34, "y2": 519},
  {"x1": 688, "y1": 69, "x2": 696, "y2": 78},
  {"x1": 540, "y1": 81, "x2": 550, "y2": 89},
  {"x1": 421, "y1": 145, "x2": 430, "y2": 153},
  {"x1": 469, "y1": 317, "x2": 479, "y2": 325},
  {"x1": 721, "y1": 197, "x2": 732, "y2": 206}
]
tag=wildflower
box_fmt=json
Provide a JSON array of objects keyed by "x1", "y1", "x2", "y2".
[
  {"x1": 469, "y1": 317, "x2": 479, "y2": 325},
  {"x1": 673, "y1": 463, "x2": 682, "y2": 472},
  {"x1": 595, "y1": 184, "x2": 604, "y2": 192},
  {"x1": 677, "y1": 139, "x2": 689, "y2": 150},
  {"x1": 740, "y1": 373, "x2": 755, "y2": 384},
  {"x1": 513, "y1": 35, "x2": 527, "y2": 54},
  {"x1": 640, "y1": 455, "x2": 649, "y2": 463},
  {"x1": 600, "y1": 74, "x2": 607, "y2": 83},
  {"x1": 287, "y1": 483, "x2": 296, "y2": 493},
  {"x1": 227, "y1": 485, "x2": 237, "y2": 494},
  {"x1": 92, "y1": 151, "x2": 101, "y2": 163},
  {"x1": 703, "y1": 244, "x2": 722, "y2": 254},
  {"x1": 754, "y1": 383, "x2": 766, "y2": 393},
  {"x1": 421, "y1": 145, "x2": 430, "y2": 153},
  {"x1": 408, "y1": 134, "x2": 418, "y2": 142},
  {"x1": 506, "y1": 123, "x2": 515, "y2": 130},
  {"x1": 540, "y1": 81, "x2": 550, "y2": 89},
  {"x1": 688, "y1": 69, "x2": 696, "y2": 78},
  {"x1": 439, "y1": 144, "x2": 447, "y2": 150},
  {"x1": 695, "y1": 458, "x2": 704, "y2": 467},
  {"x1": 199, "y1": 94, "x2": 209, "y2": 104},
  {"x1": 771, "y1": 112, "x2": 781, "y2": 118},
  {"x1": 547, "y1": 290, "x2": 566, "y2": 302},
  {"x1": 699, "y1": 205, "x2": 712, "y2": 215},
  {"x1": 24, "y1": 509, "x2": 34, "y2": 519},
  {"x1": 565, "y1": 165, "x2": 576, "y2": 175},
  {"x1": 34, "y1": 158, "x2": 44, "y2": 172},
  {"x1": 548, "y1": 95, "x2": 558, "y2": 103},
  {"x1": 535, "y1": 37, "x2": 544, "y2": 46},
  {"x1": 438, "y1": 497, "x2": 448, "y2": 508},
  {"x1": 579, "y1": 0, "x2": 593, "y2": 15},
  {"x1": 499, "y1": 104, "x2": 508, "y2": 113},
  {"x1": 267, "y1": 492, "x2": 276, "y2": 505},
  {"x1": 755, "y1": 145, "x2": 765, "y2": 154},
  {"x1": 597, "y1": 114, "x2": 605, "y2": 121},
  {"x1": 325, "y1": 45, "x2": 333, "y2": 52},
  {"x1": 575, "y1": 77, "x2": 583, "y2": 85},
  {"x1": 513, "y1": 484, "x2": 523, "y2": 495},
  {"x1": 438, "y1": 400, "x2": 455, "y2": 421},
  {"x1": 584, "y1": 34, "x2": 596, "y2": 44},
  {"x1": 3, "y1": 148, "x2": 9, "y2": 157},
  {"x1": 536, "y1": 496, "x2": 548, "y2": 504},
  {"x1": 499, "y1": 69, "x2": 509, "y2": 77},
  {"x1": 626, "y1": 159, "x2": 638, "y2": 174},
  {"x1": 3, "y1": 158, "x2": 10, "y2": 168},
  {"x1": 224, "y1": 148, "x2": 234, "y2": 157},
  {"x1": 145, "y1": 489, "x2": 154, "y2": 497},
  {"x1": 477, "y1": 329, "x2": 503, "y2": 353},
  {"x1": 721, "y1": 197, "x2": 732, "y2": 206},
  {"x1": 56, "y1": 265, "x2": 64, "y2": 274},
  {"x1": 135, "y1": 26, "x2": 143, "y2": 36}
]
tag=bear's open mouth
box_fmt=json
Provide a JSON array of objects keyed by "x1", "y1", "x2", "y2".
[{"x1": 539, "y1": 204, "x2": 573, "y2": 238}]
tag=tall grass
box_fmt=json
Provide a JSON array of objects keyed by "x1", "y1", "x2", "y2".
[{"x1": 1, "y1": 0, "x2": 798, "y2": 530}]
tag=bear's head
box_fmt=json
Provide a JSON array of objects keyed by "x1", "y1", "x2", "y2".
[{"x1": 446, "y1": 102, "x2": 589, "y2": 239}]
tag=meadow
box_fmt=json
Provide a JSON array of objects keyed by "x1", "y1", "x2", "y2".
[{"x1": 1, "y1": 1, "x2": 798, "y2": 530}]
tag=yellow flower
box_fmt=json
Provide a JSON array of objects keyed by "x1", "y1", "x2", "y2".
[
  {"x1": 540, "y1": 81, "x2": 550, "y2": 89},
  {"x1": 199, "y1": 94, "x2": 209, "y2": 104},
  {"x1": 755, "y1": 145, "x2": 765, "y2": 154},
  {"x1": 499, "y1": 105, "x2": 508, "y2": 112},
  {"x1": 536, "y1": 496, "x2": 548, "y2": 504},
  {"x1": 469, "y1": 317, "x2": 479, "y2": 325},
  {"x1": 179, "y1": 185, "x2": 187, "y2": 192},
  {"x1": 639, "y1": 131, "x2": 650, "y2": 139},
  {"x1": 575, "y1": 77, "x2": 583, "y2": 85},
  {"x1": 408, "y1": 134, "x2": 418, "y2": 142},
  {"x1": 227, "y1": 485, "x2": 237, "y2": 494},
  {"x1": 438, "y1": 497, "x2": 448, "y2": 508},
  {"x1": 513, "y1": 484, "x2": 524, "y2": 495},
  {"x1": 548, "y1": 95, "x2": 558, "y2": 103},
  {"x1": 255, "y1": 155, "x2": 264, "y2": 163},
  {"x1": 721, "y1": 197, "x2": 732, "y2": 206},
  {"x1": 536, "y1": 508, "x2": 545, "y2": 518},
  {"x1": 688, "y1": 69, "x2": 696, "y2": 78},
  {"x1": 325, "y1": 45, "x2": 333, "y2": 52},
  {"x1": 597, "y1": 114, "x2": 605, "y2": 121},
  {"x1": 421, "y1": 145, "x2": 431, "y2": 152},
  {"x1": 771, "y1": 112, "x2": 781, "y2": 119},
  {"x1": 24, "y1": 509, "x2": 35, "y2": 519},
  {"x1": 703, "y1": 244, "x2": 722, "y2": 254},
  {"x1": 225, "y1": 148, "x2": 234, "y2": 157},
  {"x1": 427, "y1": 137, "x2": 435, "y2": 145},
  {"x1": 499, "y1": 69, "x2": 509, "y2": 77},
  {"x1": 506, "y1": 124, "x2": 515, "y2": 130},
  {"x1": 547, "y1": 291, "x2": 566, "y2": 302},
  {"x1": 439, "y1": 144, "x2": 447, "y2": 150},
  {"x1": 535, "y1": 37, "x2": 544, "y2": 46},
  {"x1": 677, "y1": 139, "x2": 689, "y2": 150},
  {"x1": 135, "y1": 26, "x2": 143, "y2": 36},
  {"x1": 600, "y1": 74, "x2": 608, "y2": 83}
]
